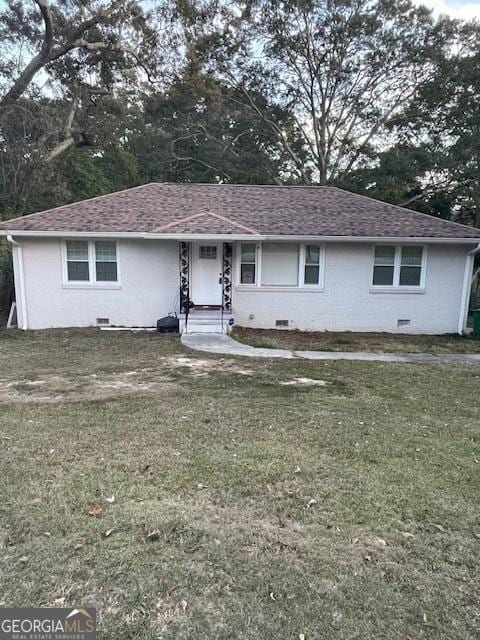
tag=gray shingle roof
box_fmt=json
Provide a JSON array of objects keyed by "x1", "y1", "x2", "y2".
[{"x1": 1, "y1": 182, "x2": 480, "y2": 239}]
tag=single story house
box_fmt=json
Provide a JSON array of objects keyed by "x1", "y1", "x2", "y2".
[{"x1": 1, "y1": 183, "x2": 479, "y2": 334}]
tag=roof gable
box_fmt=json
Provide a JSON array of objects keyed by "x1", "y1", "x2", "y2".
[{"x1": 152, "y1": 211, "x2": 259, "y2": 234}]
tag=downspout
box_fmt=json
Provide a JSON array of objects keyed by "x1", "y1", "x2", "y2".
[
  {"x1": 7, "y1": 235, "x2": 28, "y2": 330},
  {"x1": 458, "y1": 243, "x2": 480, "y2": 335}
]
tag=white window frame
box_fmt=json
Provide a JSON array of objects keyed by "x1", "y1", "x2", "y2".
[
  {"x1": 235, "y1": 242, "x2": 325, "y2": 290},
  {"x1": 299, "y1": 244, "x2": 326, "y2": 288},
  {"x1": 370, "y1": 244, "x2": 427, "y2": 292},
  {"x1": 238, "y1": 242, "x2": 260, "y2": 286},
  {"x1": 61, "y1": 240, "x2": 121, "y2": 288}
]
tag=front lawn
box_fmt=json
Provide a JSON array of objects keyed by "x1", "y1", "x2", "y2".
[
  {"x1": 0, "y1": 329, "x2": 479, "y2": 639},
  {"x1": 232, "y1": 326, "x2": 480, "y2": 354}
]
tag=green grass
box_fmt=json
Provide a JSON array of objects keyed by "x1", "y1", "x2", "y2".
[
  {"x1": 232, "y1": 326, "x2": 480, "y2": 354},
  {"x1": 0, "y1": 329, "x2": 479, "y2": 639}
]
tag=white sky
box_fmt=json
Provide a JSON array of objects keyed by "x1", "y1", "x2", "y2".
[{"x1": 413, "y1": 0, "x2": 480, "y2": 20}]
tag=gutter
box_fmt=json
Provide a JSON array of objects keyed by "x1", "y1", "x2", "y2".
[
  {"x1": 458, "y1": 242, "x2": 480, "y2": 335},
  {"x1": 1, "y1": 229, "x2": 480, "y2": 244},
  {"x1": 7, "y1": 235, "x2": 28, "y2": 330}
]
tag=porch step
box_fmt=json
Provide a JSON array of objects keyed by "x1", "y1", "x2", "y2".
[
  {"x1": 179, "y1": 311, "x2": 233, "y2": 334},
  {"x1": 184, "y1": 314, "x2": 225, "y2": 323},
  {"x1": 185, "y1": 323, "x2": 226, "y2": 334}
]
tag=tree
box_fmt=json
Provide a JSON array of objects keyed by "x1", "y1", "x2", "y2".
[
  {"x1": 197, "y1": 0, "x2": 458, "y2": 185},
  {"x1": 334, "y1": 143, "x2": 457, "y2": 218},
  {"x1": 126, "y1": 72, "x2": 304, "y2": 184},
  {"x1": 361, "y1": 19, "x2": 480, "y2": 225},
  {"x1": 0, "y1": 0, "x2": 160, "y2": 217}
]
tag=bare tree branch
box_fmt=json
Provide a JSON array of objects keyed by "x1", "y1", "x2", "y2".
[
  {"x1": 0, "y1": 0, "x2": 128, "y2": 107},
  {"x1": 399, "y1": 178, "x2": 474, "y2": 207},
  {"x1": 44, "y1": 96, "x2": 78, "y2": 162},
  {"x1": 1, "y1": 0, "x2": 54, "y2": 104}
]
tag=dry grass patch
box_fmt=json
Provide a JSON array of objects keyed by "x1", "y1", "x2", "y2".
[
  {"x1": 0, "y1": 329, "x2": 479, "y2": 639},
  {"x1": 232, "y1": 326, "x2": 480, "y2": 354}
]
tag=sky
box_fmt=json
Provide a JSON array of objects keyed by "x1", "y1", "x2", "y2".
[
  {"x1": 0, "y1": 0, "x2": 478, "y2": 21},
  {"x1": 413, "y1": 0, "x2": 480, "y2": 20}
]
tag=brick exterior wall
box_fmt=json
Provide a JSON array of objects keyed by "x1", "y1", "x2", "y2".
[
  {"x1": 232, "y1": 242, "x2": 472, "y2": 334},
  {"x1": 12, "y1": 237, "x2": 473, "y2": 333},
  {"x1": 18, "y1": 238, "x2": 179, "y2": 329}
]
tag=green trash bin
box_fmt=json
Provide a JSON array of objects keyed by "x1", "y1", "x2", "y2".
[{"x1": 473, "y1": 309, "x2": 480, "y2": 338}]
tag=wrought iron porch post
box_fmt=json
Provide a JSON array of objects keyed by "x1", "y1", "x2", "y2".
[
  {"x1": 222, "y1": 242, "x2": 233, "y2": 332},
  {"x1": 179, "y1": 241, "x2": 190, "y2": 332}
]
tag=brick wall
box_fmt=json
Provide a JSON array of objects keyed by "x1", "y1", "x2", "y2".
[{"x1": 13, "y1": 237, "x2": 473, "y2": 334}]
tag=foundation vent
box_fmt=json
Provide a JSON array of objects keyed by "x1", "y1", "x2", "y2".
[
  {"x1": 96, "y1": 318, "x2": 110, "y2": 326},
  {"x1": 397, "y1": 319, "x2": 411, "y2": 327},
  {"x1": 275, "y1": 320, "x2": 289, "y2": 328}
]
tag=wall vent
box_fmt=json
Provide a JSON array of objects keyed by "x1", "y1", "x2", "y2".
[
  {"x1": 96, "y1": 318, "x2": 110, "y2": 326},
  {"x1": 397, "y1": 319, "x2": 411, "y2": 327},
  {"x1": 275, "y1": 320, "x2": 289, "y2": 328}
]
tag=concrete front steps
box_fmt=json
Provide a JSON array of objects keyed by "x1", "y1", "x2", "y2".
[{"x1": 179, "y1": 311, "x2": 233, "y2": 334}]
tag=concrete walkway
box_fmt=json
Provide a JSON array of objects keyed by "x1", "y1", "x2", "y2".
[{"x1": 181, "y1": 332, "x2": 480, "y2": 365}]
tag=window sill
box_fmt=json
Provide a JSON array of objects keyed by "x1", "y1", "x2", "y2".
[
  {"x1": 235, "y1": 285, "x2": 325, "y2": 292},
  {"x1": 62, "y1": 283, "x2": 122, "y2": 290},
  {"x1": 369, "y1": 287, "x2": 425, "y2": 294}
]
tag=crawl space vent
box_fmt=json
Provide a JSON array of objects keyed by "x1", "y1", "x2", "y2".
[
  {"x1": 275, "y1": 320, "x2": 289, "y2": 328},
  {"x1": 96, "y1": 318, "x2": 110, "y2": 326},
  {"x1": 397, "y1": 319, "x2": 411, "y2": 327}
]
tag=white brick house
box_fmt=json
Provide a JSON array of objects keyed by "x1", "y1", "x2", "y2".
[{"x1": 1, "y1": 183, "x2": 479, "y2": 334}]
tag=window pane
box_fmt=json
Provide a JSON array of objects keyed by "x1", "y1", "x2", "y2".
[
  {"x1": 261, "y1": 243, "x2": 299, "y2": 286},
  {"x1": 241, "y1": 244, "x2": 256, "y2": 263},
  {"x1": 67, "y1": 241, "x2": 88, "y2": 261},
  {"x1": 400, "y1": 266, "x2": 421, "y2": 286},
  {"x1": 241, "y1": 263, "x2": 255, "y2": 284},
  {"x1": 401, "y1": 246, "x2": 422, "y2": 266},
  {"x1": 95, "y1": 241, "x2": 116, "y2": 262},
  {"x1": 96, "y1": 261, "x2": 118, "y2": 281},
  {"x1": 373, "y1": 265, "x2": 394, "y2": 286},
  {"x1": 199, "y1": 245, "x2": 217, "y2": 259},
  {"x1": 374, "y1": 246, "x2": 395, "y2": 265},
  {"x1": 305, "y1": 245, "x2": 320, "y2": 264},
  {"x1": 67, "y1": 261, "x2": 89, "y2": 281},
  {"x1": 304, "y1": 265, "x2": 320, "y2": 285}
]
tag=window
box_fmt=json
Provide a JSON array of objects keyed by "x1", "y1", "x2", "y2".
[
  {"x1": 66, "y1": 241, "x2": 89, "y2": 281},
  {"x1": 240, "y1": 243, "x2": 256, "y2": 284},
  {"x1": 261, "y1": 243, "x2": 299, "y2": 286},
  {"x1": 373, "y1": 246, "x2": 396, "y2": 286},
  {"x1": 372, "y1": 245, "x2": 425, "y2": 288},
  {"x1": 304, "y1": 245, "x2": 321, "y2": 285},
  {"x1": 399, "y1": 246, "x2": 422, "y2": 286},
  {"x1": 199, "y1": 245, "x2": 217, "y2": 259},
  {"x1": 238, "y1": 243, "x2": 324, "y2": 288},
  {"x1": 95, "y1": 241, "x2": 117, "y2": 281},
  {"x1": 64, "y1": 240, "x2": 119, "y2": 285}
]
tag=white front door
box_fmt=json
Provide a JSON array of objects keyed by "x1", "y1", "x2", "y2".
[{"x1": 191, "y1": 243, "x2": 223, "y2": 306}]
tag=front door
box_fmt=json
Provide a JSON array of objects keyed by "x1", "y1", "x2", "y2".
[{"x1": 191, "y1": 243, "x2": 223, "y2": 306}]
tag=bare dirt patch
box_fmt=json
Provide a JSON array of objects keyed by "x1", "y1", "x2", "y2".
[
  {"x1": 166, "y1": 355, "x2": 254, "y2": 376},
  {"x1": 280, "y1": 377, "x2": 329, "y2": 387},
  {"x1": 0, "y1": 371, "x2": 177, "y2": 403},
  {"x1": 0, "y1": 354, "x2": 257, "y2": 403}
]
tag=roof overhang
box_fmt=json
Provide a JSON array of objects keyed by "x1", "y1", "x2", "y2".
[{"x1": 1, "y1": 229, "x2": 479, "y2": 244}]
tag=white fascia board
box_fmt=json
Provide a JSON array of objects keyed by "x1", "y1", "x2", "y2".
[
  {"x1": 0, "y1": 230, "x2": 265, "y2": 241},
  {"x1": 260, "y1": 235, "x2": 480, "y2": 244},
  {"x1": 0, "y1": 230, "x2": 147, "y2": 239},
  {"x1": 1, "y1": 229, "x2": 479, "y2": 244}
]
